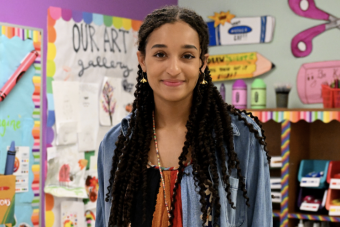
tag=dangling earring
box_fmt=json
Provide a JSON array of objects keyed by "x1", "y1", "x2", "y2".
[
  {"x1": 200, "y1": 72, "x2": 207, "y2": 85},
  {"x1": 140, "y1": 71, "x2": 148, "y2": 83}
]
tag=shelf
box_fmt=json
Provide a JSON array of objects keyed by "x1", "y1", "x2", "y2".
[
  {"x1": 247, "y1": 108, "x2": 340, "y2": 112},
  {"x1": 273, "y1": 210, "x2": 280, "y2": 218},
  {"x1": 245, "y1": 109, "x2": 340, "y2": 123},
  {"x1": 288, "y1": 213, "x2": 340, "y2": 222}
]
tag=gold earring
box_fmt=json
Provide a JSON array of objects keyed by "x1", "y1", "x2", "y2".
[
  {"x1": 140, "y1": 72, "x2": 147, "y2": 83},
  {"x1": 200, "y1": 72, "x2": 207, "y2": 85}
]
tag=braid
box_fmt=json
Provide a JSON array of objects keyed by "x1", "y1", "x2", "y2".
[{"x1": 106, "y1": 5, "x2": 270, "y2": 227}]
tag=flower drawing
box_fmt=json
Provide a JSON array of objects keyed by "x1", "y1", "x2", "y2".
[{"x1": 101, "y1": 81, "x2": 116, "y2": 125}]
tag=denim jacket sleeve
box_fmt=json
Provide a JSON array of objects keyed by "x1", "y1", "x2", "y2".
[
  {"x1": 96, "y1": 141, "x2": 106, "y2": 227},
  {"x1": 246, "y1": 130, "x2": 273, "y2": 227}
]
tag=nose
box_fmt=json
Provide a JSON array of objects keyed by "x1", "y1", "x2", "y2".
[{"x1": 166, "y1": 56, "x2": 181, "y2": 76}]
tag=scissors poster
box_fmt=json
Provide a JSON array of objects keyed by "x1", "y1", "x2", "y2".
[
  {"x1": 45, "y1": 7, "x2": 141, "y2": 227},
  {"x1": 289, "y1": 0, "x2": 340, "y2": 58}
]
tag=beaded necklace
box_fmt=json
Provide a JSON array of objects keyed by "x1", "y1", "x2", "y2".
[{"x1": 152, "y1": 111, "x2": 179, "y2": 226}]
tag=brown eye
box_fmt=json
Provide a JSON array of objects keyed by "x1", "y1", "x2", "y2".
[
  {"x1": 183, "y1": 54, "x2": 195, "y2": 59},
  {"x1": 154, "y1": 52, "x2": 165, "y2": 58}
]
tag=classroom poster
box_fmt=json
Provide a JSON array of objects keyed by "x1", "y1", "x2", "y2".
[
  {"x1": 297, "y1": 61, "x2": 340, "y2": 104},
  {"x1": 0, "y1": 24, "x2": 42, "y2": 227},
  {"x1": 46, "y1": 7, "x2": 141, "y2": 227},
  {"x1": 207, "y1": 52, "x2": 275, "y2": 81}
]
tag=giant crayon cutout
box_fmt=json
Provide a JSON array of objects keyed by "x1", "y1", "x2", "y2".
[{"x1": 0, "y1": 50, "x2": 38, "y2": 102}]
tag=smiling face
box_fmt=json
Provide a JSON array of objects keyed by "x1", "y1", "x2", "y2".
[{"x1": 137, "y1": 21, "x2": 208, "y2": 103}]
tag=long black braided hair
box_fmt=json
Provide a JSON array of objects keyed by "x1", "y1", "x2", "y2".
[{"x1": 105, "y1": 5, "x2": 270, "y2": 227}]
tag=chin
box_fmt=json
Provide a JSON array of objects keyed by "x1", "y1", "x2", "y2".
[{"x1": 160, "y1": 93, "x2": 190, "y2": 102}]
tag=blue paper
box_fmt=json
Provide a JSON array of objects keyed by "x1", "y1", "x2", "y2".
[{"x1": 0, "y1": 35, "x2": 35, "y2": 227}]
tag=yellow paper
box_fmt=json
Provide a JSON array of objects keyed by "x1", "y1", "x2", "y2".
[{"x1": 208, "y1": 52, "x2": 258, "y2": 81}]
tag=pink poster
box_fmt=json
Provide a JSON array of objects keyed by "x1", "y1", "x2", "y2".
[{"x1": 297, "y1": 61, "x2": 340, "y2": 104}]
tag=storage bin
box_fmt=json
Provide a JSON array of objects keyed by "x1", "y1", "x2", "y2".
[
  {"x1": 321, "y1": 85, "x2": 340, "y2": 108},
  {"x1": 326, "y1": 161, "x2": 340, "y2": 184},
  {"x1": 297, "y1": 187, "x2": 327, "y2": 213},
  {"x1": 325, "y1": 189, "x2": 340, "y2": 210},
  {"x1": 322, "y1": 85, "x2": 333, "y2": 108},
  {"x1": 298, "y1": 160, "x2": 330, "y2": 189},
  {"x1": 334, "y1": 89, "x2": 340, "y2": 108},
  {"x1": 325, "y1": 189, "x2": 340, "y2": 216}
]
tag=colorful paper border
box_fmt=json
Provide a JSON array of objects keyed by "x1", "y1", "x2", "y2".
[
  {"x1": 250, "y1": 110, "x2": 340, "y2": 123},
  {"x1": 288, "y1": 213, "x2": 340, "y2": 222},
  {"x1": 0, "y1": 25, "x2": 42, "y2": 227}
]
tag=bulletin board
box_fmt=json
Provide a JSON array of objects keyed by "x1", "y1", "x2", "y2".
[
  {"x1": 0, "y1": 23, "x2": 42, "y2": 227},
  {"x1": 44, "y1": 7, "x2": 141, "y2": 227}
]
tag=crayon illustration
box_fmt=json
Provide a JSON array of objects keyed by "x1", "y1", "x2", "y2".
[
  {"x1": 207, "y1": 52, "x2": 275, "y2": 82},
  {"x1": 4, "y1": 141, "x2": 16, "y2": 175},
  {"x1": 0, "y1": 50, "x2": 38, "y2": 102},
  {"x1": 297, "y1": 61, "x2": 340, "y2": 104},
  {"x1": 207, "y1": 16, "x2": 276, "y2": 46}
]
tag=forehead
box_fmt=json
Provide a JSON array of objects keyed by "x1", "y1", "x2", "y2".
[{"x1": 146, "y1": 21, "x2": 200, "y2": 49}]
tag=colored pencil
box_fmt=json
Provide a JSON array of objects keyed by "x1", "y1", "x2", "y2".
[{"x1": 207, "y1": 52, "x2": 275, "y2": 82}]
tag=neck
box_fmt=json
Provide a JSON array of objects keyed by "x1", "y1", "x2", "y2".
[{"x1": 153, "y1": 94, "x2": 192, "y2": 129}]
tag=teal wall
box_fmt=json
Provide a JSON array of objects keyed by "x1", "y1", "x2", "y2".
[{"x1": 178, "y1": 0, "x2": 340, "y2": 108}]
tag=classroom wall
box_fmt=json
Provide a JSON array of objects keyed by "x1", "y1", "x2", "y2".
[
  {"x1": 179, "y1": 0, "x2": 340, "y2": 108},
  {"x1": 0, "y1": 1, "x2": 177, "y2": 226},
  {"x1": 0, "y1": 0, "x2": 178, "y2": 86}
]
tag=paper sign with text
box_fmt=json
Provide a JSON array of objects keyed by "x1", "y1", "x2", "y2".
[
  {"x1": 300, "y1": 177, "x2": 320, "y2": 187},
  {"x1": 207, "y1": 52, "x2": 274, "y2": 81},
  {"x1": 330, "y1": 179, "x2": 340, "y2": 189},
  {"x1": 330, "y1": 206, "x2": 340, "y2": 216},
  {"x1": 300, "y1": 202, "x2": 320, "y2": 212}
]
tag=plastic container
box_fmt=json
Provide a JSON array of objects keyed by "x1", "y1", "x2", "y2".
[
  {"x1": 321, "y1": 85, "x2": 340, "y2": 108},
  {"x1": 251, "y1": 78, "x2": 266, "y2": 109},
  {"x1": 325, "y1": 189, "x2": 340, "y2": 211},
  {"x1": 322, "y1": 84, "x2": 333, "y2": 108},
  {"x1": 298, "y1": 160, "x2": 330, "y2": 189},
  {"x1": 276, "y1": 92, "x2": 290, "y2": 108},
  {"x1": 297, "y1": 187, "x2": 327, "y2": 213},
  {"x1": 326, "y1": 161, "x2": 340, "y2": 184},
  {"x1": 232, "y1": 79, "x2": 247, "y2": 109},
  {"x1": 333, "y1": 88, "x2": 340, "y2": 108}
]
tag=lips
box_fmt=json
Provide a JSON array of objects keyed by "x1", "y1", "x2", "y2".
[{"x1": 162, "y1": 80, "x2": 184, "y2": 87}]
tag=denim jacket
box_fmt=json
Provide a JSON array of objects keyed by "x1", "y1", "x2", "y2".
[{"x1": 96, "y1": 112, "x2": 273, "y2": 227}]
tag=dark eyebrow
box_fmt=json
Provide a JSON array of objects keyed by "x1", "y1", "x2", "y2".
[{"x1": 150, "y1": 44, "x2": 198, "y2": 50}]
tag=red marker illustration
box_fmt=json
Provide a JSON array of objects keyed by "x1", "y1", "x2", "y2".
[{"x1": 0, "y1": 50, "x2": 39, "y2": 102}]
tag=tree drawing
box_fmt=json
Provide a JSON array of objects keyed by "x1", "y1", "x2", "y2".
[{"x1": 101, "y1": 81, "x2": 116, "y2": 126}]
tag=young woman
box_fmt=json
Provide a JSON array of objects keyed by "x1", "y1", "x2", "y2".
[{"x1": 96, "y1": 5, "x2": 272, "y2": 227}]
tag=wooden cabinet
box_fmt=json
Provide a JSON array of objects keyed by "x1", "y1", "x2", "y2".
[{"x1": 248, "y1": 109, "x2": 340, "y2": 227}]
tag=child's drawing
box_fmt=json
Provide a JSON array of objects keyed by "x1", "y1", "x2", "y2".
[
  {"x1": 101, "y1": 81, "x2": 116, "y2": 126},
  {"x1": 99, "y1": 77, "x2": 123, "y2": 126}
]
